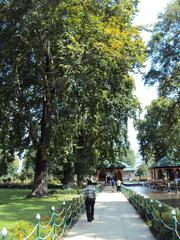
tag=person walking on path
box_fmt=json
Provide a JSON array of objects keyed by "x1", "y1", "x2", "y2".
[
  {"x1": 116, "y1": 179, "x2": 121, "y2": 192},
  {"x1": 84, "y1": 180, "x2": 96, "y2": 222},
  {"x1": 111, "y1": 178, "x2": 116, "y2": 192}
]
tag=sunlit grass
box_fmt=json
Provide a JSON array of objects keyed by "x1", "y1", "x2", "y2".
[{"x1": 0, "y1": 189, "x2": 78, "y2": 232}]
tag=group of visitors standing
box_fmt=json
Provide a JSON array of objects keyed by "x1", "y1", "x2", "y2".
[
  {"x1": 111, "y1": 178, "x2": 122, "y2": 192},
  {"x1": 105, "y1": 176, "x2": 122, "y2": 192},
  {"x1": 105, "y1": 176, "x2": 121, "y2": 192}
]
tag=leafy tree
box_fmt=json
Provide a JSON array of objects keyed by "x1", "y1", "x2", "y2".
[
  {"x1": 136, "y1": 0, "x2": 180, "y2": 164},
  {"x1": 7, "y1": 157, "x2": 19, "y2": 176},
  {"x1": 0, "y1": 0, "x2": 145, "y2": 195},
  {"x1": 145, "y1": 0, "x2": 180, "y2": 98},
  {"x1": 135, "y1": 162, "x2": 150, "y2": 180},
  {"x1": 0, "y1": 149, "x2": 19, "y2": 177},
  {"x1": 19, "y1": 170, "x2": 27, "y2": 183},
  {"x1": 123, "y1": 148, "x2": 136, "y2": 167},
  {"x1": 136, "y1": 97, "x2": 180, "y2": 163},
  {"x1": 70, "y1": 1, "x2": 145, "y2": 180}
]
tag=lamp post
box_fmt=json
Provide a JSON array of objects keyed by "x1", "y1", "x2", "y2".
[
  {"x1": 51, "y1": 206, "x2": 56, "y2": 239},
  {"x1": 36, "y1": 213, "x2": 41, "y2": 240},
  {"x1": 1, "y1": 228, "x2": 7, "y2": 240},
  {"x1": 171, "y1": 209, "x2": 177, "y2": 240},
  {"x1": 63, "y1": 201, "x2": 67, "y2": 228}
]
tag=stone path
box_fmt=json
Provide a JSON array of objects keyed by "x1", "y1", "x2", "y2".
[{"x1": 62, "y1": 186, "x2": 155, "y2": 240}]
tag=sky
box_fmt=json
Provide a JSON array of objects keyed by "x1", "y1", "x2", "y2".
[{"x1": 128, "y1": 0, "x2": 172, "y2": 163}]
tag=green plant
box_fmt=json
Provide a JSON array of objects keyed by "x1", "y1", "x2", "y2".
[
  {"x1": 14, "y1": 221, "x2": 35, "y2": 240},
  {"x1": 13, "y1": 219, "x2": 54, "y2": 240}
]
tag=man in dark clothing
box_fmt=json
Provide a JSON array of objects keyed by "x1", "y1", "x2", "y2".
[{"x1": 84, "y1": 180, "x2": 96, "y2": 222}]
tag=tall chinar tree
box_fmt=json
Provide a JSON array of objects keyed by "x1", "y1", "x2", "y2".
[
  {"x1": 136, "y1": 0, "x2": 180, "y2": 163},
  {"x1": 0, "y1": 0, "x2": 145, "y2": 196},
  {"x1": 42, "y1": 0, "x2": 145, "y2": 184},
  {"x1": 0, "y1": 0, "x2": 86, "y2": 196},
  {"x1": 69, "y1": 0, "x2": 145, "y2": 181}
]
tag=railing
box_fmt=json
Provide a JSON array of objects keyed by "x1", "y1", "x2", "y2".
[
  {"x1": 95, "y1": 183, "x2": 104, "y2": 193},
  {"x1": 121, "y1": 185, "x2": 180, "y2": 240},
  {"x1": 1, "y1": 195, "x2": 85, "y2": 240},
  {"x1": 1, "y1": 183, "x2": 104, "y2": 239}
]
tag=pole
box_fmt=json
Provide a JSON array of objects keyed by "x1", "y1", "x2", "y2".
[
  {"x1": 36, "y1": 214, "x2": 41, "y2": 240},
  {"x1": 1, "y1": 228, "x2": 7, "y2": 240},
  {"x1": 63, "y1": 202, "x2": 67, "y2": 228},
  {"x1": 171, "y1": 209, "x2": 177, "y2": 240},
  {"x1": 52, "y1": 206, "x2": 56, "y2": 240}
]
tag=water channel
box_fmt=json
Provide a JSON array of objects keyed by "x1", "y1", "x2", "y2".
[{"x1": 127, "y1": 186, "x2": 180, "y2": 209}]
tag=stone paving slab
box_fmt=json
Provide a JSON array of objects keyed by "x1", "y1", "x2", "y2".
[{"x1": 62, "y1": 187, "x2": 155, "y2": 240}]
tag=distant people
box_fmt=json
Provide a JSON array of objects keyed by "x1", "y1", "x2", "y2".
[
  {"x1": 111, "y1": 178, "x2": 116, "y2": 192},
  {"x1": 107, "y1": 176, "x2": 110, "y2": 184},
  {"x1": 175, "y1": 178, "x2": 179, "y2": 193},
  {"x1": 167, "y1": 180, "x2": 171, "y2": 192},
  {"x1": 163, "y1": 173, "x2": 168, "y2": 184},
  {"x1": 84, "y1": 180, "x2": 96, "y2": 222},
  {"x1": 106, "y1": 175, "x2": 110, "y2": 183},
  {"x1": 116, "y1": 179, "x2": 122, "y2": 192}
]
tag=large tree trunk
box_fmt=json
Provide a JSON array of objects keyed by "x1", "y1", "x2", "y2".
[
  {"x1": 30, "y1": 95, "x2": 50, "y2": 197},
  {"x1": 62, "y1": 162, "x2": 74, "y2": 186},
  {"x1": 77, "y1": 173, "x2": 84, "y2": 186},
  {"x1": 75, "y1": 130, "x2": 87, "y2": 185},
  {"x1": 30, "y1": 39, "x2": 53, "y2": 197},
  {"x1": 31, "y1": 145, "x2": 48, "y2": 197}
]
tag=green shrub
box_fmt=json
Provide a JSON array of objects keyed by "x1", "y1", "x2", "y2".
[
  {"x1": 14, "y1": 221, "x2": 36, "y2": 240},
  {"x1": 13, "y1": 216, "x2": 59, "y2": 240},
  {"x1": 56, "y1": 189, "x2": 82, "y2": 195},
  {"x1": 149, "y1": 202, "x2": 176, "y2": 240}
]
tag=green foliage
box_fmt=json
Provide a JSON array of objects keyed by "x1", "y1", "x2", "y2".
[
  {"x1": 145, "y1": 0, "x2": 180, "y2": 98},
  {"x1": 0, "y1": 0, "x2": 145, "y2": 190},
  {"x1": 136, "y1": 97, "x2": 180, "y2": 162},
  {"x1": 123, "y1": 187, "x2": 180, "y2": 240},
  {"x1": 137, "y1": 0, "x2": 180, "y2": 165},
  {"x1": 14, "y1": 216, "x2": 63, "y2": 240},
  {"x1": 150, "y1": 203, "x2": 179, "y2": 240},
  {"x1": 122, "y1": 148, "x2": 136, "y2": 167},
  {"x1": 19, "y1": 171, "x2": 27, "y2": 183},
  {"x1": 56, "y1": 188, "x2": 82, "y2": 195},
  {"x1": 14, "y1": 221, "x2": 36, "y2": 240},
  {"x1": 135, "y1": 162, "x2": 150, "y2": 179},
  {"x1": 0, "y1": 150, "x2": 18, "y2": 177}
]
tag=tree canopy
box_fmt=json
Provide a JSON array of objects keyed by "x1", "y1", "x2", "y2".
[
  {"x1": 145, "y1": 0, "x2": 180, "y2": 98},
  {"x1": 0, "y1": 0, "x2": 145, "y2": 196},
  {"x1": 136, "y1": 97, "x2": 180, "y2": 163},
  {"x1": 136, "y1": 0, "x2": 180, "y2": 164}
]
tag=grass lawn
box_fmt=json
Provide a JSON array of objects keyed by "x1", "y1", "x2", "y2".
[{"x1": 0, "y1": 189, "x2": 78, "y2": 235}]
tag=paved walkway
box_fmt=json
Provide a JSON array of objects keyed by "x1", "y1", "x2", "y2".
[{"x1": 63, "y1": 186, "x2": 156, "y2": 240}]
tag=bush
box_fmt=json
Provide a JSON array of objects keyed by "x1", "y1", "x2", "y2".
[
  {"x1": 14, "y1": 218, "x2": 55, "y2": 240},
  {"x1": 57, "y1": 189, "x2": 82, "y2": 195},
  {"x1": 123, "y1": 187, "x2": 180, "y2": 240},
  {"x1": 7, "y1": 178, "x2": 11, "y2": 183},
  {"x1": 0, "y1": 183, "x2": 32, "y2": 189},
  {"x1": 14, "y1": 221, "x2": 35, "y2": 240}
]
